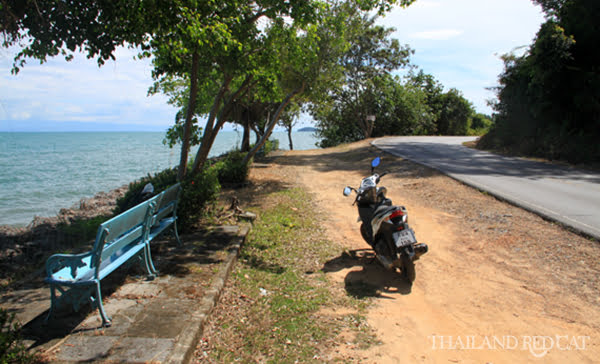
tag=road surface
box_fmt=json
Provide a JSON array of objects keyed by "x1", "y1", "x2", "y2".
[{"x1": 373, "y1": 136, "x2": 600, "y2": 240}]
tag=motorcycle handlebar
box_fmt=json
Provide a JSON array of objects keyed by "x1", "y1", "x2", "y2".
[{"x1": 376, "y1": 172, "x2": 388, "y2": 183}]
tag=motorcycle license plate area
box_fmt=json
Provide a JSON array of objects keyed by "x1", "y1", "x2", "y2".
[{"x1": 394, "y1": 229, "x2": 417, "y2": 247}]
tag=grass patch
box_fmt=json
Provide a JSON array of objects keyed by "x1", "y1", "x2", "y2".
[{"x1": 200, "y1": 187, "x2": 378, "y2": 363}]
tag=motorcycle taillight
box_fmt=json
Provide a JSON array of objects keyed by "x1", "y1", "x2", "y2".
[{"x1": 389, "y1": 209, "x2": 404, "y2": 224}]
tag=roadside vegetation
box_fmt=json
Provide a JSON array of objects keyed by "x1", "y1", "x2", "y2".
[
  {"x1": 479, "y1": 0, "x2": 599, "y2": 164},
  {"x1": 0, "y1": 308, "x2": 38, "y2": 363},
  {"x1": 313, "y1": 70, "x2": 492, "y2": 148},
  {"x1": 197, "y1": 187, "x2": 378, "y2": 363}
]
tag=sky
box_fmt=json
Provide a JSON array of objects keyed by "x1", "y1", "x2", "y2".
[{"x1": 0, "y1": 0, "x2": 545, "y2": 132}]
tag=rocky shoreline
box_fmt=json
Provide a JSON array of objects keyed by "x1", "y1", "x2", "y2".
[{"x1": 0, "y1": 185, "x2": 129, "y2": 288}]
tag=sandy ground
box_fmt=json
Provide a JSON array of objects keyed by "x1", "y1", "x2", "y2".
[{"x1": 252, "y1": 140, "x2": 599, "y2": 363}]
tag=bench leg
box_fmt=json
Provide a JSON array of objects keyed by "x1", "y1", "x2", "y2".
[
  {"x1": 94, "y1": 281, "x2": 111, "y2": 327},
  {"x1": 173, "y1": 220, "x2": 182, "y2": 246},
  {"x1": 143, "y1": 244, "x2": 158, "y2": 277},
  {"x1": 45, "y1": 284, "x2": 57, "y2": 324}
]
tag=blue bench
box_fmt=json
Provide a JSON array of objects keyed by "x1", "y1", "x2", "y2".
[
  {"x1": 149, "y1": 183, "x2": 182, "y2": 247},
  {"x1": 45, "y1": 195, "x2": 160, "y2": 327}
]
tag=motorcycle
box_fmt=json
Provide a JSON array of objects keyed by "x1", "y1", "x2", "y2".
[{"x1": 343, "y1": 157, "x2": 428, "y2": 282}]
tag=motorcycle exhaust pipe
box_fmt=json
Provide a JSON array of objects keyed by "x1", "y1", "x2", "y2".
[{"x1": 413, "y1": 243, "x2": 428, "y2": 260}]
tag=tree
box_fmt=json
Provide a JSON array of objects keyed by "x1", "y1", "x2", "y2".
[
  {"x1": 481, "y1": 0, "x2": 600, "y2": 162},
  {"x1": 1, "y1": 0, "x2": 153, "y2": 73},
  {"x1": 278, "y1": 102, "x2": 301, "y2": 150},
  {"x1": 3, "y1": 0, "x2": 413, "y2": 174},
  {"x1": 313, "y1": 10, "x2": 412, "y2": 139},
  {"x1": 436, "y1": 89, "x2": 473, "y2": 135}
]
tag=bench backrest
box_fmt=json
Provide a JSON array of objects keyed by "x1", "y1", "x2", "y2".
[
  {"x1": 153, "y1": 183, "x2": 181, "y2": 224},
  {"x1": 91, "y1": 195, "x2": 159, "y2": 271}
]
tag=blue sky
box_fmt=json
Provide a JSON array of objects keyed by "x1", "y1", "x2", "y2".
[{"x1": 0, "y1": 0, "x2": 545, "y2": 132}]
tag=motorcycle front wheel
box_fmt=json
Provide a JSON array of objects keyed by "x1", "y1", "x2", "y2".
[{"x1": 400, "y1": 254, "x2": 416, "y2": 283}]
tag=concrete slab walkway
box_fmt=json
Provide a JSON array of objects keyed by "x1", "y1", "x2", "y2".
[{"x1": 0, "y1": 225, "x2": 249, "y2": 363}]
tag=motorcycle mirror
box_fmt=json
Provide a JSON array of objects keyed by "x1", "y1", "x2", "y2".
[
  {"x1": 371, "y1": 157, "x2": 381, "y2": 168},
  {"x1": 343, "y1": 187, "x2": 352, "y2": 196}
]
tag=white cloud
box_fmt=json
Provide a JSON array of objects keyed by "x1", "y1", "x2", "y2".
[
  {"x1": 0, "y1": 45, "x2": 176, "y2": 128},
  {"x1": 410, "y1": 29, "x2": 463, "y2": 40},
  {"x1": 10, "y1": 111, "x2": 31, "y2": 120},
  {"x1": 380, "y1": 0, "x2": 545, "y2": 113}
]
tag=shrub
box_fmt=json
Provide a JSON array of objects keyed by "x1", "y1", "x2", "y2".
[
  {"x1": 178, "y1": 165, "x2": 221, "y2": 230},
  {"x1": 114, "y1": 168, "x2": 178, "y2": 214},
  {"x1": 213, "y1": 150, "x2": 251, "y2": 185},
  {"x1": 254, "y1": 139, "x2": 279, "y2": 157},
  {"x1": 114, "y1": 164, "x2": 221, "y2": 232},
  {"x1": 0, "y1": 308, "x2": 35, "y2": 363}
]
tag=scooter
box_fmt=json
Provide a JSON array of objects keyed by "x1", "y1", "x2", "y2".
[{"x1": 343, "y1": 157, "x2": 428, "y2": 282}]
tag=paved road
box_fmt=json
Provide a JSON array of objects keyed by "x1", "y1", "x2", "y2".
[{"x1": 372, "y1": 136, "x2": 600, "y2": 240}]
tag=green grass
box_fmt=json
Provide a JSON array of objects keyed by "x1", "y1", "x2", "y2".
[{"x1": 203, "y1": 188, "x2": 379, "y2": 363}]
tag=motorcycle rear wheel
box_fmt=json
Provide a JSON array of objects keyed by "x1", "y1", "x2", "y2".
[
  {"x1": 401, "y1": 254, "x2": 416, "y2": 283},
  {"x1": 360, "y1": 223, "x2": 371, "y2": 244}
]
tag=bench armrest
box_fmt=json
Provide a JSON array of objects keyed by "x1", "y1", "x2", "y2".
[{"x1": 46, "y1": 252, "x2": 93, "y2": 279}]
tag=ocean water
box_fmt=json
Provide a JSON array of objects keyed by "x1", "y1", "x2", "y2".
[{"x1": 0, "y1": 131, "x2": 320, "y2": 226}]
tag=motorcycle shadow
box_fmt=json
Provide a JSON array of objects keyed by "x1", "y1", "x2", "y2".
[{"x1": 322, "y1": 249, "x2": 412, "y2": 298}]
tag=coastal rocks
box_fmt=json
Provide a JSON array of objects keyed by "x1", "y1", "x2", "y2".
[{"x1": 0, "y1": 185, "x2": 129, "y2": 288}]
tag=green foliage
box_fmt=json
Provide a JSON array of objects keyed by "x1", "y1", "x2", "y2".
[
  {"x1": 437, "y1": 88, "x2": 474, "y2": 135},
  {"x1": 314, "y1": 71, "x2": 482, "y2": 146},
  {"x1": 114, "y1": 164, "x2": 220, "y2": 231},
  {"x1": 56, "y1": 215, "x2": 110, "y2": 247},
  {"x1": 481, "y1": 0, "x2": 600, "y2": 163},
  {"x1": 0, "y1": 308, "x2": 35, "y2": 363},
  {"x1": 177, "y1": 165, "x2": 221, "y2": 230},
  {"x1": 212, "y1": 150, "x2": 251, "y2": 185},
  {"x1": 259, "y1": 139, "x2": 279, "y2": 157},
  {"x1": 468, "y1": 113, "x2": 493, "y2": 136},
  {"x1": 247, "y1": 138, "x2": 280, "y2": 157},
  {"x1": 114, "y1": 168, "x2": 178, "y2": 214}
]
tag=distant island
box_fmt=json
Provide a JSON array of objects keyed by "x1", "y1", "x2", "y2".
[{"x1": 297, "y1": 127, "x2": 317, "y2": 132}]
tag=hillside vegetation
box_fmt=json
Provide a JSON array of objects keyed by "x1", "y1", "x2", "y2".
[{"x1": 479, "y1": 0, "x2": 599, "y2": 164}]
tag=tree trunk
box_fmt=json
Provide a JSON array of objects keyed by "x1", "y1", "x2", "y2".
[
  {"x1": 241, "y1": 114, "x2": 251, "y2": 152},
  {"x1": 188, "y1": 76, "x2": 232, "y2": 178},
  {"x1": 287, "y1": 125, "x2": 294, "y2": 150},
  {"x1": 242, "y1": 84, "x2": 304, "y2": 165},
  {"x1": 177, "y1": 51, "x2": 199, "y2": 181},
  {"x1": 191, "y1": 75, "x2": 253, "y2": 175},
  {"x1": 251, "y1": 126, "x2": 261, "y2": 144}
]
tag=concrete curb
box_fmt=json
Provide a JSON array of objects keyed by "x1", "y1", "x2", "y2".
[{"x1": 165, "y1": 224, "x2": 250, "y2": 364}]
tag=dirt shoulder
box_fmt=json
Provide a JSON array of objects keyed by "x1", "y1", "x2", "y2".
[{"x1": 243, "y1": 140, "x2": 599, "y2": 363}]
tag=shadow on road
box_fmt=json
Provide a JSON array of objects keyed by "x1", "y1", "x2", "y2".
[{"x1": 322, "y1": 249, "x2": 412, "y2": 298}]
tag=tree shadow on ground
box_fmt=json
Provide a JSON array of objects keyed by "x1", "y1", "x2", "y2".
[
  {"x1": 14, "y1": 226, "x2": 241, "y2": 349},
  {"x1": 322, "y1": 249, "x2": 412, "y2": 298}
]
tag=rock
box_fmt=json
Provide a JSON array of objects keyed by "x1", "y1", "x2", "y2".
[{"x1": 236, "y1": 211, "x2": 257, "y2": 222}]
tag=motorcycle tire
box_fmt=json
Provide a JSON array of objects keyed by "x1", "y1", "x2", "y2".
[{"x1": 401, "y1": 254, "x2": 416, "y2": 283}]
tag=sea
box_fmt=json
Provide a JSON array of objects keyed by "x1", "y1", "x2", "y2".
[{"x1": 0, "y1": 131, "x2": 320, "y2": 226}]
